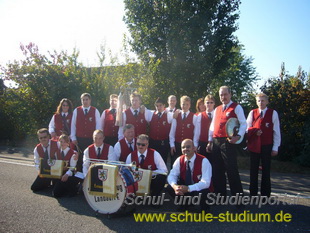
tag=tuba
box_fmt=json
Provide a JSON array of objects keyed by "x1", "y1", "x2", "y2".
[
  {"x1": 225, "y1": 117, "x2": 244, "y2": 144},
  {"x1": 115, "y1": 83, "x2": 136, "y2": 127}
]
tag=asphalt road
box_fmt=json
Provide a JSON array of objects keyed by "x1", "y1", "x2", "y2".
[{"x1": 0, "y1": 152, "x2": 309, "y2": 233}]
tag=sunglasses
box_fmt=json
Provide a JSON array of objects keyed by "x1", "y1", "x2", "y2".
[
  {"x1": 137, "y1": 143, "x2": 147, "y2": 147},
  {"x1": 206, "y1": 102, "x2": 214, "y2": 104},
  {"x1": 39, "y1": 136, "x2": 48, "y2": 140},
  {"x1": 181, "y1": 145, "x2": 191, "y2": 149}
]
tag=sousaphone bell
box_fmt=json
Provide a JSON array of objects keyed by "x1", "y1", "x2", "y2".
[{"x1": 225, "y1": 117, "x2": 243, "y2": 144}]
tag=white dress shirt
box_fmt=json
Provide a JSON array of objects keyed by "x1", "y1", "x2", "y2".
[
  {"x1": 167, "y1": 153, "x2": 212, "y2": 192},
  {"x1": 70, "y1": 106, "x2": 101, "y2": 141},
  {"x1": 194, "y1": 110, "x2": 214, "y2": 143},
  {"x1": 126, "y1": 149, "x2": 168, "y2": 174},
  {"x1": 34, "y1": 140, "x2": 60, "y2": 170},
  {"x1": 48, "y1": 112, "x2": 69, "y2": 134},
  {"x1": 118, "y1": 107, "x2": 152, "y2": 140},
  {"x1": 145, "y1": 110, "x2": 173, "y2": 123},
  {"x1": 169, "y1": 111, "x2": 198, "y2": 148},
  {"x1": 208, "y1": 101, "x2": 247, "y2": 141},
  {"x1": 57, "y1": 147, "x2": 77, "y2": 176},
  {"x1": 100, "y1": 107, "x2": 116, "y2": 131},
  {"x1": 82, "y1": 144, "x2": 114, "y2": 178},
  {"x1": 246, "y1": 107, "x2": 281, "y2": 151},
  {"x1": 113, "y1": 138, "x2": 136, "y2": 161}
]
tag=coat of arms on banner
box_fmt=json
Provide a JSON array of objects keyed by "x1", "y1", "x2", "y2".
[
  {"x1": 133, "y1": 171, "x2": 143, "y2": 182},
  {"x1": 98, "y1": 169, "x2": 108, "y2": 181},
  {"x1": 47, "y1": 159, "x2": 56, "y2": 166}
]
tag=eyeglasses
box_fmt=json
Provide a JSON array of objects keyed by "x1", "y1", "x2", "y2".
[
  {"x1": 39, "y1": 136, "x2": 48, "y2": 140},
  {"x1": 137, "y1": 143, "x2": 146, "y2": 147},
  {"x1": 181, "y1": 145, "x2": 191, "y2": 149},
  {"x1": 206, "y1": 102, "x2": 214, "y2": 104},
  {"x1": 62, "y1": 104, "x2": 69, "y2": 107}
]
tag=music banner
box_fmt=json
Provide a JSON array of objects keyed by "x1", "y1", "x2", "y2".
[
  {"x1": 88, "y1": 163, "x2": 118, "y2": 197},
  {"x1": 39, "y1": 158, "x2": 64, "y2": 179},
  {"x1": 133, "y1": 168, "x2": 152, "y2": 195}
]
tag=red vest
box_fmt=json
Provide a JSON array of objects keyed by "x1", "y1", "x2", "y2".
[
  {"x1": 56, "y1": 148, "x2": 75, "y2": 167},
  {"x1": 76, "y1": 106, "x2": 96, "y2": 138},
  {"x1": 180, "y1": 154, "x2": 204, "y2": 184},
  {"x1": 131, "y1": 148, "x2": 157, "y2": 170},
  {"x1": 119, "y1": 138, "x2": 137, "y2": 162},
  {"x1": 149, "y1": 112, "x2": 171, "y2": 140},
  {"x1": 54, "y1": 113, "x2": 72, "y2": 136},
  {"x1": 175, "y1": 112, "x2": 195, "y2": 143},
  {"x1": 103, "y1": 109, "x2": 119, "y2": 137},
  {"x1": 213, "y1": 103, "x2": 237, "y2": 138},
  {"x1": 125, "y1": 109, "x2": 147, "y2": 137},
  {"x1": 252, "y1": 108, "x2": 274, "y2": 145},
  {"x1": 88, "y1": 143, "x2": 110, "y2": 160},
  {"x1": 199, "y1": 111, "x2": 212, "y2": 142},
  {"x1": 36, "y1": 140, "x2": 58, "y2": 159}
]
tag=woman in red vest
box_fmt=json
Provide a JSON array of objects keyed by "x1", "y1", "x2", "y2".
[
  {"x1": 52, "y1": 134, "x2": 79, "y2": 197},
  {"x1": 49, "y1": 98, "x2": 73, "y2": 140}
]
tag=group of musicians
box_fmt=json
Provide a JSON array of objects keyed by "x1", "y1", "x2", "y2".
[{"x1": 30, "y1": 86, "x2": 281, "y2": 212}]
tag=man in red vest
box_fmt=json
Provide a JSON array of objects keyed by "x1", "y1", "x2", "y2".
[
  {"x1": 118, "y1": 92, "x2": 151, "y2": 139},
  {"x1": 166, "y1": 95, "x2": 177, "y2": 113},
  {"x1": 82, "y1": 130, "x2": 114, "y2": 178},
  {"x1": 126, "y1": 134, "x2": 167, "y2": 198},
  {"x1": 207, "y1": 86, "x2": 246, "y2": 199},
  {"x1": 100, "y1": 94, "x2": 119, "y2": 146},
  {"x1": 31, "y1": 128, "x2": 59, "y2": 192},
  {"x1": 71, "y1": 93, "x2": 101, "y2": 174},
  {"x1": 113, "y1": 124, "x2": 136, "y2": 162},
  {"x1": 147, "y1": 98, "x2": 173, "y2": 163},
  {"x1": 170, "y1": 96, "x2": 198, "y2": 166},
  {"x1": 247, "y1": 93, "x2": 281, "y2": 197},
  {"x1": 167, "y1": 139, "x2": 212, "y2": 211}
]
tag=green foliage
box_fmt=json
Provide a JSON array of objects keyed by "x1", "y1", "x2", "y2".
[
  {"x1": 260, "y1": 64, "x2": 310, "y2": 166},
  {"x1": 123, "y1": 0, "x2": 257, "y2": 104},
  {"x1": 0, "y1": 42, "x2": 155, "y2": 145},
  {"x1": 1, "y1": 43, "x2": 90, "y2": 144}
]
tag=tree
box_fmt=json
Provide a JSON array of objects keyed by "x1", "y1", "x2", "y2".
[
  {"x1": 260, "y1": 63, "x2": 310, "y2": 165},
  {"x1": 123, "y1": 0, "x2": 257, "y2": 102},
  {"x1": 0, "y1": 43, "x2": 92, "y2": 144}
]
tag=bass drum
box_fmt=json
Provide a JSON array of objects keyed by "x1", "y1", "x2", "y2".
[{"x1": 83, "y1": 163, "x2": 136, "y2": 215}]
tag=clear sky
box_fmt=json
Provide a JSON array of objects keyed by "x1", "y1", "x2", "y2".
[{"x1": 0, "y1": 0, "x2": 309, "y2": 86}]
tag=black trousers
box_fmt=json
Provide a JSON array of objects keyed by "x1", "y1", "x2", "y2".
[
  {"x1": 249, "y1": 144, "x2": 272, "y2": 197},
  {"x1": 166, "y1": 183, "x2": 209, "y2": 210},
  {"x1": 76, "y1": 137, "x2": 93, "y2": 172},
  {"x1": 197, "y1": 141, "x2": 212, "y2": 162},
  {"x1": 31, "y1": 176, "x2": 54, "y2": 192},
  {"x1": 150, "y1": 174, "x2": 167, "y2": 197},
  {"x1": 171, "y1": 142, "x2": 182, "y2": 167},
  {"x1": 52, "y1": 176, "x2": 81, "y2": 197},
  {"x1": 104, "y1": 136, "x2": 118, "y2": 147},
  {"x1": 149, "y1": 138, "x2": 170, "y2": 164},
  {"x1": 212, "y1": 137, "x2": 243, "y2": 196}
]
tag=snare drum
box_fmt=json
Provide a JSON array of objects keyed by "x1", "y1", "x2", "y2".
[{"x1": 84, "y1": 163, "x2": 136, "y2": 214}]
